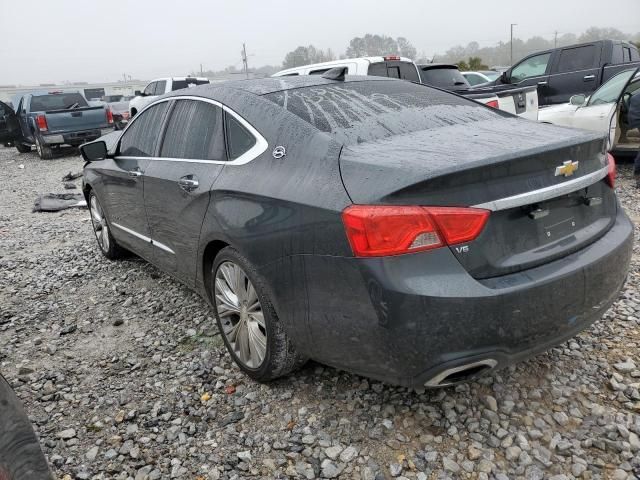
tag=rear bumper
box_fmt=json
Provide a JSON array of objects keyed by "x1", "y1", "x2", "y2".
[
  {"x1": 43, "y1": 127, "x2": 114, "y2": 145},
  {"x1": 282, "y1": 206, "x2": 633, "y2": 387}
]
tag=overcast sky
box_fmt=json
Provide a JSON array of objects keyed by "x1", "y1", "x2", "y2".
[{"x1": 1, "y1": 0, "x2": 638, "y2": 85}]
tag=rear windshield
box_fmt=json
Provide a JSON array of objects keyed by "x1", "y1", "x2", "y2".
[
  {"x1": 171, "y1": 79, "x2": 210, "y2": 91},
  {"x1": 420, "y1": 68, "x2": 470, "y2": 89},
  {"x1": 367, "y1": 62, "x2": 420, "y2": 82},
  {"x1": 29, "y1": 93, "x2": 88, "y2": 112},
  {"x1": 265, "y1": 80, "x2": 499, "y2": 145}
]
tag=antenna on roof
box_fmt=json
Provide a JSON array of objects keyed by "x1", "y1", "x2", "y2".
[{"x1": 322, "y1": 67, "x2": 348, "y2": 81}]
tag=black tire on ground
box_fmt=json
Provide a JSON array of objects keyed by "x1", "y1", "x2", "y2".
[
  {"x1": 211, "y1": 247, "x2": 307, "y2": 382},
  {"x1": 15, "y1": 143, "x2": 30, "y2": 153},
  {"x1": 34, "y1": 135, "x2": 54, "y2": 160},
  {"x1": 88, "y1": 192, "x2": 127, "y2": 260}
]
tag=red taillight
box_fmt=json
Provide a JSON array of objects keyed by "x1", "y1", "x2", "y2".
[
  {"x1": 384, "y1": 55, "x2": 401, "y2": 61},
  {"x1": 106, "y1": 108, "x2": 114, "y2": 124},
  {"x1": 341, "y1": 205, "x2": 490, "y2": 257},
  {"x1": 36, "y1": 114, "x2": 48, "y2": 132},
  {"x1": 485, "y1": 100, "x2": 499, "y2": 109},
  {"x1": 606, "y1": 153, "x2": 616, "y2": 188}
]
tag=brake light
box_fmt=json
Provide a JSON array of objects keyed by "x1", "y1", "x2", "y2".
[
  {"x1": 606, "y1": 153, "x2": 616, "y2": 188},
  {"x1": 383, "y1": 55, "x2": 401, "y2": 61},
  {"x1": 485, "y1": 100, "x2": 499, "y2": 109},
  {"x1": 342, "y1": 205, "x2": 490, "y2": 257},
  {"x1": 36, "y1": 114, "x2": 48, "y2": 132},
  {"x1": 106, "y1": 108, "x2": 114, "y2": 124}
]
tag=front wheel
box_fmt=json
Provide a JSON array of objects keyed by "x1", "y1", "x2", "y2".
[
  {"x1": 89, "y1": 192, "x2": 127, "y2": 259},
  {"x1": 212, "y1": 247, "x2": 306, "y2": 382},
  {"x1": 35, "y1": 136, "x2": 54, "y2": 160}
]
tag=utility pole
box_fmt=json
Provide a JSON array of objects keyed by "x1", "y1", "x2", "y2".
[
  {"x1": 554, "y1": 31, "x2": 559, "y2": 48},
  {"x1": 510, "y1": 23, "x2": 517, "y2": 66},
  {"x1": 241, "y1": 43, "x2": 249, "y2": 79},
  {"x1": 200, "y1": 64, "x2": 203, "y2": 76}
]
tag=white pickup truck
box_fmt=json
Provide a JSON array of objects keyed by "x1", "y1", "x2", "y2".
[{"x1": 128, "y1": 77, "x2": 210, "y2": 117}]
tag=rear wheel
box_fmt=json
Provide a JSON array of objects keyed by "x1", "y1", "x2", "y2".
[
  {"x1": 212, "y1": 247, "x2": 306, "y2": 381},
  {"x1": 35, "y1": 136, "x2": 54, "y2": 160},
  {"x1": 89, "y1": 192, "x2": 126, "y2": 259},
  {"x1": 15, "y1": 143, "x2": 30, "y2": 153}
]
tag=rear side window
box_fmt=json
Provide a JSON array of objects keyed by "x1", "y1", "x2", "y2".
[
  {"x1": 367, "y1": 62, "x2": 420, "y2": 82},
  {"x1": 154, "y1": 81, "x2": 167, "y2": 95},
  {"x1": 557, "y1": 45, "x2": 598, "y2": 73},
  {"x1": 265, "y1": 80, "x2": 497, "y2": 145},
  {"x1": 171, "y1": 79, "x2": 210, "y2": 91},
  {"x1": 225, "y1": 114, "x2": 256, "y2": 160},
  {"x1": 119, "y1": 102, "x2": 168, "y2": 157},
  {"x1": 160, "y1": 100, "x2": 223, "y2": 160},
  {"x1": 29, "y1": 93, "x2": 88, "y2": 112}
]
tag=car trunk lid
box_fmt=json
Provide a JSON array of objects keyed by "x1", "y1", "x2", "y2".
[{"x1": 339, "y1": 117, "x2": 614, "y2": 278}]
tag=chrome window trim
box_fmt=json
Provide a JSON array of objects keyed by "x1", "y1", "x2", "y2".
[
  {"x1": 118, "y1": 95, "x2": 267, "y2": 166},
  {"x1": 472, "y1": 165, "x2": 609, "y2": 212},
  {"x1": 112, "y1": 222, "x2": 175, "y2": 255}
]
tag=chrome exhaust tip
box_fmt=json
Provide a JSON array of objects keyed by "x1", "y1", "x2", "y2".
[{"x1": 425, "y1": 359, "x2": 498, "y2": 387}]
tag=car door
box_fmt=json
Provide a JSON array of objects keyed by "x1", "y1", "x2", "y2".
[
  {"x1": 14, "y1": 97, "x2": 33, "y2": 143},
  {"x1": 142, "y1": 98, "x2": 227, "y2": 285},
  {"x1": 508, "y1": 52, "x2": 553, "y2": 105},
  {"x1": 0, "y1": 100, "x2": 20, "y2": 144},
  {"x1": 570, "y1": 69, "x2": 638, "y2": 143},
  {"x1": 547, "y1": 44, "x2": 602, "y2": 105},
  {"x1": 97, "y1": 101, "x2": 169, "y2": 260}
]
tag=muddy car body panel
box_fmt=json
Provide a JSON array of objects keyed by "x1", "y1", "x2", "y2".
[{"x1": 81, "y1": 76, "x2": 632, "y2": 387}]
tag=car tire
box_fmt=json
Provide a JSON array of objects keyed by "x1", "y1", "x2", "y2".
[
  {"x1": 15, "y1": 143, "x2": 31, "y2": 153},
  {"x1": 88, "y1": 192, "x2": 127, "y2": 260},
  {"x1": 212, "y1": 247, "x2": 307, "y2": 382},
  {"x1": 35, "y1": 135, "x2": 54, "y2": 160}
]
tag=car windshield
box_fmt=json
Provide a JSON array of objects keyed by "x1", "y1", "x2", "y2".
[
  {"x1": 29, "y1": 93, "x2": 88, "y2": 111},
  {"x1": 265, "y1": 79, "x2": 501, "y2": 145},
  {"x1": 588, "y1": 69, "x2": 637, "y2": 106},
  {"x1": 420, "y1": 68, "x2": 470, "y2": 89}
]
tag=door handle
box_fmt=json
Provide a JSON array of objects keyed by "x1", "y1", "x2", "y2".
[
  {"x1": 537, "y1": 81, "x2": 548, "y2": 86},
  {"x1": 583, "y1": 75, "x2": 595, "y2": 81},
  {"x1": 128, "y1": 168, "x2": 142, "y2": 178},
  {"x1": 178, "y1": 176, "x2": 199, "y2": 192}
]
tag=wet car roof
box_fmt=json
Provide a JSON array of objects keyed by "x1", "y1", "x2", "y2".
[{"x1": 164, "y1": 75, "x2": 396, "y2": 98}]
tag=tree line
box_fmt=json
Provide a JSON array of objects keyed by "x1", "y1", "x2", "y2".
[{"x1": 195, "y1": 27, "x2": 640, "y2": 77}]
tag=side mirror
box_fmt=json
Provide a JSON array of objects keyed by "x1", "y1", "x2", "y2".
[
  {"x1": 80, "y1": 140, "x2": 108, "y2": 162},
  {"x1": 569, "y1": 94, "x2": 586, "y2": 106},
  {"x1": 501, "y1": 71, "x2": 509, "y2": 83},
  {"x1": 134, "y1": 90, "x2": 143, "y2": 96}
]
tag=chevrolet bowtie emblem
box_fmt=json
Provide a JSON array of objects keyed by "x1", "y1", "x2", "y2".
[{"x1": 555, "y1": 160, "x2": 579, "y2": 177}]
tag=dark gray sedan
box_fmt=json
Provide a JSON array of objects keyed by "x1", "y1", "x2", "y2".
[{"x1": 81, "y1": 75, "x2": 632, "y2": 388}]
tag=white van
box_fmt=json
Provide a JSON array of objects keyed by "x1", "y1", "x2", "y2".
[{"x1": 273, "y1": 56, "x2": 421, "y2": 82}]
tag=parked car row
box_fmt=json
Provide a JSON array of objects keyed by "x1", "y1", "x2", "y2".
[
  {"x1": 273, "y1": 56, "x2": 539, "y2": 120},
  {"x1": 78, "y1": 70, "x2": 631, "y2": 388}
]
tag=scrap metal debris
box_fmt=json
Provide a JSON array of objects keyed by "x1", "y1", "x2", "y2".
[
  {"x1": 33, "y1": 193, "x2": 86, "y2": 212},
  {"x1": 61, "y1": 171, "x2": 82, "y2": 182}
]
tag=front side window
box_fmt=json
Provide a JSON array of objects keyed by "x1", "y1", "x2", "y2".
[
  {"x1": 154, "y1": 81, "x2": 167, "y2": 95},
  {"x1": 557, "y1": 45, "x2": 597, "y2": 73},
  {"x1": 511, "y1": 53, "x2": 551, "y2": 82},
  {"x1": 587, "y1": 69, "x2": 636, "y2": 106},
  {"x1": 225, "y1": 114, "x2": 256, "y2": 160},
  {"x1": 160, "y1": 100, "x2": 223, "y2": 160},
  {"x1": 310, "y1": 68, "x2": 331, "y2": 75},
  {"x1": 143, "y1": 82, "x2": 156, "y2": 95},
  {"x1": 119, "y1": 102, "x2": 168, "y2": 157}
]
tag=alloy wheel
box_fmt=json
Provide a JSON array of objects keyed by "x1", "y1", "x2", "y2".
[
  {"x1": 90, "y1": 195, "x2": 110, "y2": 253},
  {"x1": 214, "y1": 261, "x2": 267, "y2": 368}
]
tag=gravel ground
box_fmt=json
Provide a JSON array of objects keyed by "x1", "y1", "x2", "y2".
[{"x1": 1, "y1": 145, "x2": 639, "y2": 480}]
